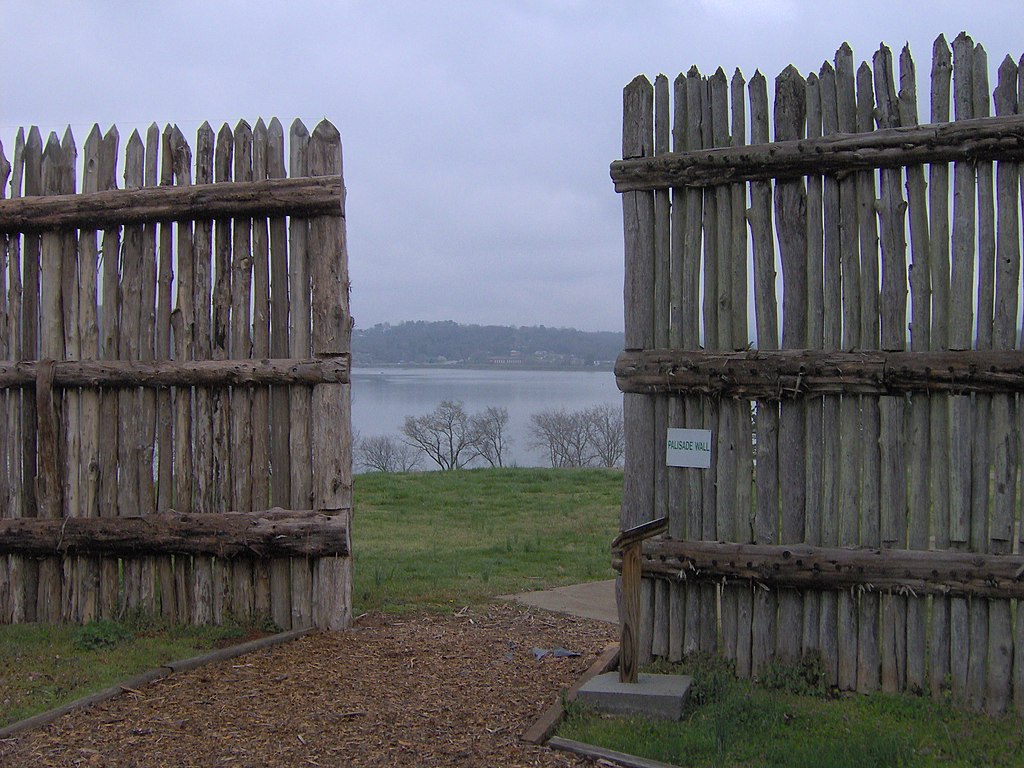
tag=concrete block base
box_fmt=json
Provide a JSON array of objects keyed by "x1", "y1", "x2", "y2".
[{"x1": 576, "y1": 672, "x2": 692, "y2": 720}]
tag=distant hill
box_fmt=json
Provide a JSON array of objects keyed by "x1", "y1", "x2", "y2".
[{"x1": 352, "y1": 320, "x2": 623, "y2": 368}]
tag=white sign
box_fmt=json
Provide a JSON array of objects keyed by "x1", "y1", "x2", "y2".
[{"x1": 666, "y1": 428, "x2": 712, "y2": 469}]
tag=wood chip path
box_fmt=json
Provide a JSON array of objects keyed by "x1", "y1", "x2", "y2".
[{"x1": 0, "y1": 603, "x2": 617, "y2": 767}]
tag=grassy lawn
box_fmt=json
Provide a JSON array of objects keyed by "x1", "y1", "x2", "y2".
[
  {"x1": 559, "y1": 654, "x2": 1024, "y2": 768},
  {"x1": 0, "y1": 618, "x2": 269, "y2": 728},
  {"x1": 352, "y1": 466, "x2": 622, "y2": 612}
]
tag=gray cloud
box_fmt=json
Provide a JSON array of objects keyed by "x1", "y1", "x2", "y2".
[{"x1": 5, "y1": 1, "x2": 1022, "y2": 331}]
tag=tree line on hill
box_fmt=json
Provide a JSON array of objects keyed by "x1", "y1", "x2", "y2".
[
  {"x1": 352, "y1": 320, "x2": 624, "y2": 367},
  {"x1": 355, "y1": 400, "x2": 624, "y2": 473}
]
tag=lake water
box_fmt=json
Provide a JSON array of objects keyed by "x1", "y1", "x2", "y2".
[{"x1": 351, "y1": 367, "x2": 623, "y2": 468}]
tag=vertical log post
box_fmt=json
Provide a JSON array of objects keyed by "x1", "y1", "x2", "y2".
[
  {"x1": 835, "y1": 41, "x2": 862, "y2": 694},
  {"x1": 37, "y1": 133, "x2": 65, "y2": 622},
  {"x1": 613, "y1": 518, "x2": 667, "y2": 684},
  {"x1": 748, "y1": 70, "x2": 779, "y2": 679},
  {"x1": 267, "y1": 117, "x2": 293, "y2": 629},
  {"x1": 855, "y1": 59, "x2": 882, "y2": 693},
  {"x1": 620, "y1": 75, "x2": 656, "y2": 663},
  {"x1": 97, "y1": 126, "x2": 120, "y2": 619},
  {"x1": 155, "y1": 124, "x2": 176, "y2": 620},
  {"x1": 6, "y1": 129, "x2": 26, "y2": 623},
  {"x1": 666, "y1": 72, "x2": 687, "y2": 663},
  {"x1": 191, "y1": 122, "x2": 216, "y2": 625},
  {"x1": 308, "y1": 120, "x2": 352, "y2": 631},
  {"x1": 229, "y1": 120, "x2": 255, "y2": 621},
  {"x1": 773, "y1": 65, "x2": 808, "y2": 665},
  {"x1": 0, "y1": 139, "x2": 12, "y2": 624},
  {"x1": 927, "y1": 33, "x2": 954, "y2": 702},
  {"x1": 682, "y1": 67, "x2": 706, "y2": 657},
  {"x1": 620, "y1": 541, "x2": 641, "y2": 684},
  {"x1": 21, "y1": 127, "x2": 42, "y2": 622},
  {"x1": 288, "y1": 119, "x2": 314, "y2": 629}
]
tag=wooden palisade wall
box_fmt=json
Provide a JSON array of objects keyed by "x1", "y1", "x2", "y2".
[
  {"x1": 0, "y1": 118, "x2": 352, "y2": 630},
  {"x1": 614, "y1": 34, "x2": 1024, "y2": 714}
]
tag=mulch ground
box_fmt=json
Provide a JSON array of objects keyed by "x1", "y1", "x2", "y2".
[{"x1": 0, "y1": 603, "x2": 618, "y2": 767}]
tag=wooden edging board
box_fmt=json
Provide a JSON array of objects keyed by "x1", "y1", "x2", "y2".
[
  {"x1": 547, "y1": 736, "x2": 685, "y2": 768},
  {"x1": 521, "y1": 642, "x2": 620, "y2": 745},
  {"x1": 0, "y1": 627, "x2": 315, "y2": 739}
]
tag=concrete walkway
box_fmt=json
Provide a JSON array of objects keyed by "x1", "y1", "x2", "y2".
[{"x1": 501, "y1": 579, "x2": 618, "y2": 624}]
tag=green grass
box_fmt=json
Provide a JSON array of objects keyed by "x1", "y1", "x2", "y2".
[
  {"x1": 352, "y1": 467, "x2": 622, "y2": 612},
  {"x1": 0, "y1": 615, "x2": 267, "y2": 727},
  {"x1": 559, "y1": 653, "x2": 1024, "y2": 768}
]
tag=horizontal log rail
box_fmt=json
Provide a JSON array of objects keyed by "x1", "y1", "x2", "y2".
[
  {"x1": 0, "y1": 356, "x2": 349, "y2": 389},
  {"x1": 610, "y1": 114, "x2": 1024, "y2": 191},
  {"x1": 0, "y1": 176, "x2": 343, "y2": 233},
  {"x1": 611, "y1": 538, "x2": 1024, "y2": 600},
  {"x1": 0, "y1": 508, "x2": 350, "y2": 559},
  {"x1": 615, "y1": 348, "x2": 1024, "y2": 397}
]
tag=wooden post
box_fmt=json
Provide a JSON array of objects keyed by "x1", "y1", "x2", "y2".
[
  {"x1": 967, "y1": 42, "x2": 994, "y2": 713},
  {"x1": 170, "y1": 126, "x2": 195, "y2": 624},
  {"x1": 136, "y1": 123, "x2": 160, "y2": 617},
  {"x1": 37, "y1": 133, "x2": 65, "y2": 622},
  {"x1": 855, "y1": 60, "x2": 882, "y2": 694},
  {"x1": 730, "y1": 67, "x2": 753, "y2": 682},
  {"x1": 155, "y1": 124, "x2": 176, "y2": 620},
  {"x1": 836, "y1": 42, "x2": 862, "y2": 692},
  {"x1": 0, "y1": 138, "x2": 11, "y2": 624},
  {"x1": 21, "y1": 127, "x2": 42, "y2": 622},
  {"x1": 948, "y1": 32, "x2": 976, "y2": 704},
  {"x1": 874, "y1": 44, "x2": 909, "y2": 696},
  {"x1": 288, "y1": 119, "x2": 314, "y2": 629},
  {"x1": 987, "y1": 54, "x2": 1019, "y2": 716},
  {"x1": 5, "y1": 129, "x2": 26, "y2": 623},
  {"x1": 666, "y1": 72, "x2": 688, "y2": 663},
  {"x1": 191, "y1": 122, "x2": 216, "y2": 625},
  {"x1": 710, "y1": 67, "x2": 739, "y2": 667},
  {"x1": 650, "y1": 73, "x2": 670, "y2": 663},
  {"x1": 94, "y1": 125, "x2": 120, "y2": 619},
  {"x1": 120, "y1": 130, "x2": 144, "y2": 614},
  {"x1": 57, "y1": 128, "x2": 80, "y2": 622},
  {"x1": 308, "y1": 119, "x2": 352, "y2": 631},
  {"x1": 928, "y1": 34, "x2": 953, "y2": 701},
  {"x1": 620, "y1": 541, "x2": 641, "y2": 684},
  {"x1": 803, "y1": 68, "x2": 824, "y2": 667},
  {"x1": 900, "y1": 43, "x2": 931, "y2": 697},
  {"x1": 773, "y1": 65, "x2": 807, "y2": 665},
  {"x1": 612, "y1": 517, "x2": 667, "y2": 684},
  {"x1": 748, "y1": 70, "x2": 779, "y2": 679},
  {"x1": 621, "y1": 75, "x2": 656, "y2": 663},
  {"x1": 230, "y1": 120, "x2": 255, "y2": 621},
  {"x1": 681, "y1": 67, "x2": 705, "y2": 657},
  {"x1": 251, "y1": 120, "x2": 273, "y2": 620},
  {"x1": 267, "y1": 117, "x2": 293, "y2": 630}
]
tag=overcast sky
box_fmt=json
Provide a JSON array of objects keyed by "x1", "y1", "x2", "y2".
[{"x1": 4, "y1": 1, "x2": 1022, "y2": 332}]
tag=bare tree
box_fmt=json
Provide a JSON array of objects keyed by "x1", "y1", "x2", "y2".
[
  {"x1": 529, "y1": 408, "x2": 595, "y2": 468},
  {"x1": 470, "y1": 406, "x2": 511, "y2": 468},
  {"x1": 586, "y1": 403, "x2": 624, "y2": 468},
  {"x1": 528, "y1": 404, "x2": 624, "y2": 469},
  {"x1": 356, "y1": 434, "x2": 422, "y2": 473},
  {"x1": 401, "y1": 400, "x2": 478, "y2": 470}
]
